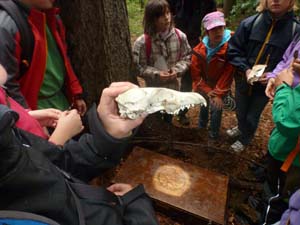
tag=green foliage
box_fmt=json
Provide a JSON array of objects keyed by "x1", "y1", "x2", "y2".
[
  {"x1": 126, "y1": 0, "x2": 146, "y2": 39},
  {"x1": 228, "y1": 0, "x2": 258, "y2": 28}
]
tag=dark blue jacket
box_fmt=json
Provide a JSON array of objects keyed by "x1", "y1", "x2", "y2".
[{"x1": 227, "y1": 10, "x2": 300, "y2": 94}]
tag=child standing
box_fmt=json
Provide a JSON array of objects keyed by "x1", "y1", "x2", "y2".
[
  {"x1": 133, "y1": 0, "x2": 191, "y2": 122},
  {"x1": 191, "y1": 11, "x2": 233, "y2": 139}
]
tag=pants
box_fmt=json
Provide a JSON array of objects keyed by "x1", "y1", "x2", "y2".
[
  {"x1": 235, "y1": 78, "x2": 269, "y2": 145},
  {"x1": 198, "y1": 99, "x2": 222, "y2": 136}
]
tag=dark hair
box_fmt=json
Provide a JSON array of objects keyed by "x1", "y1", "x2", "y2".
[{"x1": 143, "y1": 0, "x2": 173, "y2": 36}]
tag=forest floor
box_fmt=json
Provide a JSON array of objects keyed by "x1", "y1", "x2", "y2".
[{"x1": 132, "y1": 94, "x2": 273, "y2": 225}]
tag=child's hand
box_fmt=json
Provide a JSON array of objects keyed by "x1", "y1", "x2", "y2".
[
  {"x1": 292, "y1": 58, "x2": 300, "y2": 75},
  {"x1": 48, "y1": 109, "x2": 84, "y2": 146},
  {"x1": 207, "y1": 90, "x2": 216, "y2": 98},
  {"x1": 258, "y1": 73, "x2": 268, "y2": 85},
  {"x1": 210, "y1": 96, "x2": 223, "y2": 110},
  {"x1": 275, "y1": 68, "x2": 294, "y2": 88},
  {"x1": 28, "y1": 108, "x2": 62, "y2": 128},
  {"x1": 168, "y1": 69, "x2": 177, "y2": 80},
  {"x1": 159, "y1": 70, "x2": 176, "y2": 82},
  {"x1": 265, "y1": 78, "x2": 275, "y2": 100},
  {"x1": 73, "y1": 99, "x2": 87, "y2": 116}
]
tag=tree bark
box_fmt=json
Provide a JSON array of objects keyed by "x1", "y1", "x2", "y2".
[
  {"x1": 57, "y1": 0, "x2": 136, "y2": 106},
  {"x1": 223, "y1": 0, "x2": 236, "y2": 17}
]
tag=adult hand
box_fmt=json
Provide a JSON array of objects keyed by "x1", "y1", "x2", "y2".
[
  {"x1": 210, "y1": 96, "x2": 223, "y2": 110},
  {"x1": 107, "y1": 183, "x2": 133, "y2": 196},
  {"x1": 265, "y1": 78, "x2": 275, "y2": 100},
  {"x1": 97, "y1": 82, "x2": 146, "y2": 139},
  {"x1": 28, "y1": 108, "x2": 62, "y2": 128},
  {"x1": 73, "y1": 99, "x2": 87, "y2": 116},
  {"x1": 275, "y1": 68, "x2": 294, "y2": 88},
  {"x1": 49, "y1": 109, "x2": 84, "y2": 146}
]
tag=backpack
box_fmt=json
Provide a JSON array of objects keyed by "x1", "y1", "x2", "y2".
[
  {"x1": 144, "y1": 28, "x2": 182, "y2": 63},
  {"x1": 0, "y1": 211, "x2": 60, "y2": 225},
  {"x1": 0, "y1": 0, "x2": 34, "y2": 76}
]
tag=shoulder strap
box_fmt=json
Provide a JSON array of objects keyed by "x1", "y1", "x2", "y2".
[
  {"x1": 251, "y1": 13, "x2": 263, "y2": 32},
  {"x1": 281, "y1": 137, "x2": 300, "y2": 172},
  {"x1": 144, "y1": 33, "x2": 152, "y2": 63},
  {"x1": 292, "y1": 20, "x2": 297, "y2": 37},
  {"x1": 174, "y1": 28, "x2": 182, "y2": 60},
  {"x1": 0, "y1": 0, "x2": 34, "y2": 76}
]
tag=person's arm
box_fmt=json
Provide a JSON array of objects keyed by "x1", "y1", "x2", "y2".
[
  {"x1": 227, "y1": 19, "x2": 252, "y2": 73},
  {"x1": 190, "y1": 51, "x2": 212, "y2": 94},
  {"x1": 272, "y1": 69, "x2": 300, "y2": 137},
  {"x1": 48, "y1": 110, "x2": 84, "y2": 146},
  {"x1": 170, "y1": 31, "x2": 191, "y2": 77},
  {"x1": 132, "y1": 35, "x2": 161, "y2": 81},
  {"x1": 266, "y1": 39, "x2": 296, "y2": 80},
  {"x1": 0, "y1": 12, "x2": 28, "y2": 108},
  {"x1": 0, "y1": 105, "x2": 21, "y2": 177},
  {"x1": 120, "y1": 184, "x2": 159, "y2": 225},
  {"x1": 28, "y1": 108, "x2": 62, "y2": 128},
  {"x1": 56, "y1": 16, "x2": 87, "y2": 115},
  {"x1": 43, "y1": 82, "x2": 146, "y2": 182},
  {"x1": 212, "y1": 62, "x2": 234, "y2": 97}
]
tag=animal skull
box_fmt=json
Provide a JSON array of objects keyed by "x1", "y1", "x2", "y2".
[
  {"x1": 116, "y1": 87, "x2": 207, "y2": 119},
  {"x1": 247, "y1": 64, "x2": 267, "y2": 85}
]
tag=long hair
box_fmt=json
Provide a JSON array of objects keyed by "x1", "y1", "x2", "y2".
[
  {"x1": 143, "y1": 0, "x2": 173, "y2": 36},
  {"x1": 256, "y1": 0, "x2": 297, "y2": 12}
]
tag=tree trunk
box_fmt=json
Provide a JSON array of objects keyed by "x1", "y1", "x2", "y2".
[
  {"x1": 57, "y1": 0, "x2": 136, "y2": 106},
  {"x1": 223, "y1": 0, "x2": 236, "y2": 17}
]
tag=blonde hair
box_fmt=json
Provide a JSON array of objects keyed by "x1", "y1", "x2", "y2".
[{"x1": 256, "y1": 0, "x2": 298, "y2": 12}]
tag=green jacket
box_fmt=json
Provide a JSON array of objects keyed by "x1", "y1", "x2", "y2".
[{"x1": 268, "y1": 83, "x2": 300, "y2": 167}]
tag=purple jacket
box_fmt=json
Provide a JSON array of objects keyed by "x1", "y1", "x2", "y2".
[
  {"x1": 267, "y1": 37, "x2": 300, "y2": 87},
  {"x1": 280, "y1": 189, "x2": 300, "y2": 225}
]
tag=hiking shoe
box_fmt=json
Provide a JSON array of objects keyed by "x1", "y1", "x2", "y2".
[
  {"x1": 178, "y1": 114, "x2": 190, "y2": 126},
  {"x1": 226, "y1": 126, "x2": 241, "y2": 138},
  {"x1": 209, "y1": 131, "x2": 219, "y2": 139},
  {"x1": 230, "y1": 140, "x2": 245, "y2": 153}
]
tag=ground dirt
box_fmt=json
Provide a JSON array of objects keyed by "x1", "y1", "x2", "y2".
[{"x1": 121, "y1": 79, "x2": 274, "y2": 225}]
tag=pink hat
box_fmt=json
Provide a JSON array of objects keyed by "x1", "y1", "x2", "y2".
[{"x1": 202, "y1": 11, "x2": 226, "y2": 31}]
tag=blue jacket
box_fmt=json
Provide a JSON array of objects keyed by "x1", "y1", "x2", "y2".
[
  {"x1": 227, "y1": 10, "x2": 300, "y2": 94},
  {"x1": 228, "y1": 10, "x2": 300, "y2": 73}
]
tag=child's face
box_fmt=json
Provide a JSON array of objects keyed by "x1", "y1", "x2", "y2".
[
  {"x1": 207, "y1": 26, "x2": 225, "y2": 47},
  {"x1": 155, "y1": 8, "x2": 171, "y2": 33},
  {"x1": 0, "y1": 65, "x2": 7, "y2": 86},
  {"x1": 267, "y1": 0, "x2": 292, "y2": 17}
]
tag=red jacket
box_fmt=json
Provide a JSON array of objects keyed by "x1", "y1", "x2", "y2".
[
  {"x1": 191, "y1": 41, "x2": 233, "y2": 98},
  {"x1": 0, "y1": 88, "x2": 47, "y2": 139},
  {"x1": 0, "y1": 6, "x2": 83, "y2": 109}
]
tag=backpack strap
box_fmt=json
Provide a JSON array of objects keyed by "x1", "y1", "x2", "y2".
[
  {"x1": 144, "y1": 33, "x2": 152, "y2": 64},
  {"x1": 0, "y1": 0, "x2": 34, "y2": 76},
  {"x1": 144, "y1": 28, "x2": 183, "y2": 63},
  {"x1": 174, "y1": 28, "x2": 182, "y2": 60},
  {"x1": 281, "y1": 137, "x2": 300, "y2": 172}
]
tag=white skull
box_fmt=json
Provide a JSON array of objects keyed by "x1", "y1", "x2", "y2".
[
  {"x1": 116, "y1": 87, "x2": 207, "y2": 119},
  {"x1": 247, "y1": 64, "x2": 267, "y2": 85}
]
